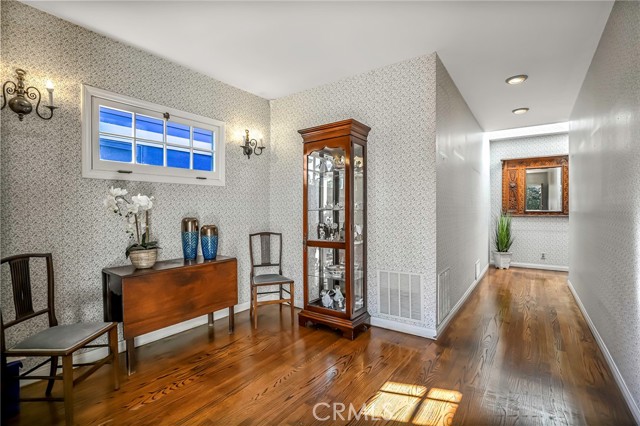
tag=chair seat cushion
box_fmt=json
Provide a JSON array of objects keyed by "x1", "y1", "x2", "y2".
[
  {"x1": 8, "y1": 322, "x2": 114, "y2": 353},
  {"x1": 254, "y1": 274, "x2": 293, "y2": 285}
]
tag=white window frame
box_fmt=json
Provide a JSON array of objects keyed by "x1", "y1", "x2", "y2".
[{"x1": 81, "y1": 84, "x2": 225, "y2": 186}]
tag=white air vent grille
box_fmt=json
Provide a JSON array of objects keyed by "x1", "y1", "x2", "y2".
[
  {"x1": 437, "y1": 268, "x2": 451, "y2": 325},
  {"x1": 378, "y1": 270, "x2": 422, "y2": 321}
]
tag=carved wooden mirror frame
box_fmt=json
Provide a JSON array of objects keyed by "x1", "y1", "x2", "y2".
[{"x1": 501, "y1": 155, "x2": 569, "y2": 216}]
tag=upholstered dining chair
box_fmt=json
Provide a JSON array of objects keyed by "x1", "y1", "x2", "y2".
[
  {"x1": 249, "y1": 233, "x2": 295, "y2": 329},
  {"x1": 0, "y1": 253, "x2": 120, "y2": 426}
]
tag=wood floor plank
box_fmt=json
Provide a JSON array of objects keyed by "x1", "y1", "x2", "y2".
[{"x1": 7, "y1": 268, "x2": 635, "y2": 425}]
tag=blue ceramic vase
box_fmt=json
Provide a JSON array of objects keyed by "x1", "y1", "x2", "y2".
[
  {"x1": 201, "y1": 225, "x2": 218, "y2": 260},
  {"x1": 181, "y1": 217, "x2": 199, "y2": 260}
]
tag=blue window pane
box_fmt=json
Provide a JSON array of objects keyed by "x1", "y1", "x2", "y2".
[
  {"x1": 167, "y1": 122, "x2": 190, "y2": 146},
  {"x1": 136, "y1": 115, "x2": 163, "y2": 142},
  {"x1": 99, "y1": 135, "x2": 132, "y2": 162},
  {"x1": 136, "y1": 143, "x2": 163, "y2": 166},
  {"x1": 193, "y1": 128, "x2": 213, "y2": 151},
  {"x1": 99, "y1": 106, "x2": 132, "y2": 136},
  {"x1": 193, "y1": 151, "x2": 213, "y2": 171},
  {"x1": 167, "y1": 147, "x2": 190, "y2": 169}
]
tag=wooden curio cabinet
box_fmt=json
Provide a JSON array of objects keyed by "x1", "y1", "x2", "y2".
[{"x1": 298, "y1": 119, "x2": 370, "y2": 339}]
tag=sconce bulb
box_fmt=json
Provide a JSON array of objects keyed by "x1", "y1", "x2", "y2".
[{"x1": 45, "y1": 80, "x2": 54, "y2": 90}]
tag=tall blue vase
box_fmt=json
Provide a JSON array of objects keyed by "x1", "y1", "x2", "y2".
[
  {"x1": 201, "y1": 225, "x2": 218, "y2": 260},
  {"x1": 181, "y1": 217, "x2": 199, "y2": 260}
]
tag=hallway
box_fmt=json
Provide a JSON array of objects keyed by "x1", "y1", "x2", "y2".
[
  {"x1": 10, "y1": 268, "x2": 634, "y2": 425},
  {"x1": 438, "y1": 267, "x2": 634, "y2": 424}
]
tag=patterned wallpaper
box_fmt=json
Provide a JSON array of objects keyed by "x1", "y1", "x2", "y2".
[
  {"x1": 489, "y1": 133, "x2": 569, "y2": 267},
  {"x1": 1, "y1": 1, "x2": 511, "y2": 345},
  {"x1": 0, "y1": 1, "x2": 271, "y2": 349},
  {"x1": 435, "y1": 55, "x2": 489, "y2": 325},
  {"x1": 569, "y1": 0, "x2": 640, "y2": 414},
  {"x1": 270, "y1": 54, "x2": 439, "y2": 331}
]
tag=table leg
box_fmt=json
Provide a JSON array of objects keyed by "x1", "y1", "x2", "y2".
[
  {"x1": 208, "y1": 312, "x2": 214, "y2": 327},
  {"x1": 228, "y1": 306, "x2": 235, "y2": 334},
  {"x1": 126, "y1": 338, "x2": 136, "y2": 375}
]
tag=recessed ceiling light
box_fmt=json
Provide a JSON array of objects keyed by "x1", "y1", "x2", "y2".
[
  {"x1": 506, "y1": 74, "x2": 528, "y2": 85},
  {"x1": 512, "y1": 108, "x2": 529, "y2": 115}
]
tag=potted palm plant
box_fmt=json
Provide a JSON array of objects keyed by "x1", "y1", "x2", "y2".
[{"x1": 493, "y1": 212, "x2": 514, "y2": 269}]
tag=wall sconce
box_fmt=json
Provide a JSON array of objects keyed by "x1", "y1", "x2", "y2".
[
  {"x1": 1, "y1": 68, "x2": 58, "y2": 121},
  {"x1": 241, "y1": 129, "x2": 265, "y2": 159}
]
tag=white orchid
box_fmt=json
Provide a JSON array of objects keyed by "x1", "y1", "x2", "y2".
[
  {"x1": 108, "y1": 186, "x2": 128, "y2": 198},
  {"x1": 103, "y1": 195, "x2": 118, "y2": 213},
  {"x1": 132, "y1": 194, "x2": 154, "y2": 211},
  {"x1": 103, "y1": 188, "x2": 157, "y2": 253}
]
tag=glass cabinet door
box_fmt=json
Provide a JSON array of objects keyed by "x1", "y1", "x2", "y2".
[
  {"x1": 352, "y1": 143, "x2": 365, "y2": 313},
  {"x1": 307, "y1": 247, "x2": 347, "y2": 312},
  {"x1": 307, "y1": 147, "x2": 347, "y2": 243}
]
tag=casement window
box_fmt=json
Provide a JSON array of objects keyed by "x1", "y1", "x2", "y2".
[{"x1": 82, "y1": 85, "x2": 225, "y2": 186}]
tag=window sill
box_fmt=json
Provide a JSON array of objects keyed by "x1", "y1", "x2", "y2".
[{"x1": 82, "y1": 168, "x2": 225, "y2": 187}]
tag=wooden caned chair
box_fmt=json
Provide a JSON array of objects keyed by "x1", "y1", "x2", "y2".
[
  {"x1": 249, "y1": 233, "x2": 295, "y2": 329},
  {"x1": 0, "y1": 253, "x2": 119, "y2": 426}
]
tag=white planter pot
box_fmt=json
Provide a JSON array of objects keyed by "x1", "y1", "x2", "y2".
[
  {"x1": 493, "y1": 251, "x2": 513, "y2": 270},
  {"x1": 129, "y1": 248, "x2": 158, "y2": 269}
]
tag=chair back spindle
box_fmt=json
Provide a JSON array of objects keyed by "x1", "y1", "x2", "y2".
[
  {"x1": 8, "y1": 257, "x2": 35, "y2": 320},
  {"x1": 260, "y1": 235, "x2": 271, "y2": 266}
]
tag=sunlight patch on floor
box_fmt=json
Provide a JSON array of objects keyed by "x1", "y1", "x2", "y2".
[{"x1": 363, "y1": 382, "x2": 461, "y2": 425}]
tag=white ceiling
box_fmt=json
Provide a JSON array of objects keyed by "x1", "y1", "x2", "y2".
[{"x1": 23, "y1": 1, "x2": 613, "y2": 131}]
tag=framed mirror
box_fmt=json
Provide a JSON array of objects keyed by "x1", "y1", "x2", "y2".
[{"x1": 502, "y1": 155, "x2": 568, "y2": 216}]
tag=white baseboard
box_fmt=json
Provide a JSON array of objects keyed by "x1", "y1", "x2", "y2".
[
  {"x1": 490, "y1": 261, "x2": 568, "y2": 272},
  {"x1": 436, "y1": 264, "x2": 489, "y2": 337},
  {"x1": 567, "y1": 280, "x2": 640, "y2": 423},
  {"x1": 370, "y1": 317, "x2": 436, "y2": 339},
  {"x1": 17, "y1": 301, "x2": 253, "y2": 387}
]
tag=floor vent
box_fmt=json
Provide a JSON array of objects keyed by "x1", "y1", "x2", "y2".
[
  {"x1": 437, "y1": 268, "x2": 451, "y2": 325},
  {"x1": 378, "y1": 270, "x2": 422, "y2": 321}
]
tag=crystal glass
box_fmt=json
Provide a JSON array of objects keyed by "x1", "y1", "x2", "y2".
[
  {"x1": 307, "y1": 246, "x2": 346, "y2": 312},
  {"x1": 307, "y1": 147, "x2": 346, "y2": 243}
]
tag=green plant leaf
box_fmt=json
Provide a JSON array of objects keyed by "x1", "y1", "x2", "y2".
[
  {"x1": 493, "y1": 212, "x2": 514, "y2": 252},
  {"x1": 125, "y1": 244, "x2": 137, "y2": 258},
  {"x1": 125, "y1": 241, "x2": 159, "y2": 257}
]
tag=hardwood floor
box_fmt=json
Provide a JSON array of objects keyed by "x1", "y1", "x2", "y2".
[{"x1": 8, "y1": 268, "x2": 635, "y2": 425}]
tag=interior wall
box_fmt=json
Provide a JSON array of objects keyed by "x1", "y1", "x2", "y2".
[
  {"x1": 569, "y1": 0, "x2": 640, "y2": 416},
  {"x1": 0, "y1": 1, "x2": 271, "y2": 348},
  {"x1": 270, "y1": 54, "x2": 439, "y2": 332},
  {"x1": 435, "y1": 55, "x2": 488, "y2": 326},
  {"x1": 489, "y1": 133, "x2": 569, "y2": 268}
]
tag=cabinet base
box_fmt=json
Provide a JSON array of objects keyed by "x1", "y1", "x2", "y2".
[{"x1": 298, "y1": 310, "x2": 370, "y2": 340}]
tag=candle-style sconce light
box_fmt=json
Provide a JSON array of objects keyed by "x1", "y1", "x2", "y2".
[
  {"x1": 241, "y1": 129, "x2": 265, "y2": 159},
  {"x1": 1, "y1": 68, "x2": 58, "y2": 121}
]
